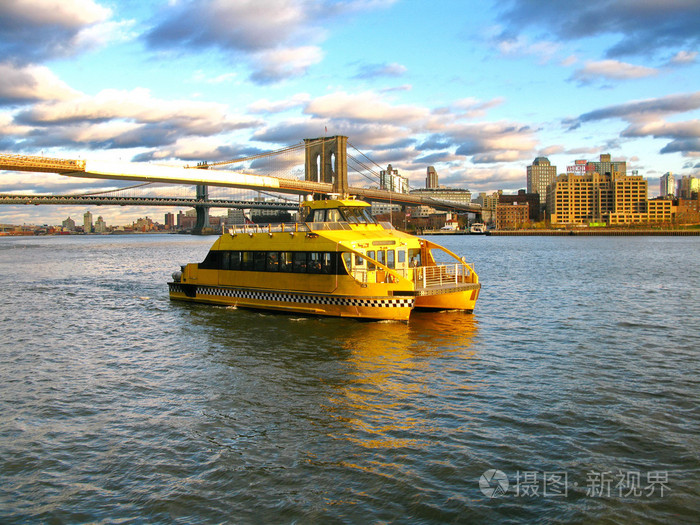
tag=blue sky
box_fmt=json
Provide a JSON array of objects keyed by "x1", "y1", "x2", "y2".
[{"x1": 1, "y1": 0, "x2": 699, "y2": 225}]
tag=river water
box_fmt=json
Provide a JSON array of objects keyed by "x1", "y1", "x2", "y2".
[{"x1": 0, "y1": 233, "x2": 698, "y2": 524}]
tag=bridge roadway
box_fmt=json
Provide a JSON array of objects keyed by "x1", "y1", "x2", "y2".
[
  {"x1": 0, "y1": 152, "x2": 482, "y2": 214},
  {"x1": 0, "y1": 194, "x2": 298, "y2": 210}
]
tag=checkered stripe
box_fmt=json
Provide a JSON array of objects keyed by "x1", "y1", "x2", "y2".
[{"x1": 170, "y1": 283, "x2": 413, "y2": 308}]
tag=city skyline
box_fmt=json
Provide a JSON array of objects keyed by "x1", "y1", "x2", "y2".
[{"x1": 0, "y1": 0, "x2": 699, "y2": 225}]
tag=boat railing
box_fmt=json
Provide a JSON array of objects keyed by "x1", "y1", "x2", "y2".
[
  {"x1": 412, "y1": 263, "x2": 475, "y2": 289},
  {"x1": 228, "y1": 221, "x2": 385, "y2": 235},
  {"x1": 347, "y1": 262, "x2": 475, "y2": 287}
]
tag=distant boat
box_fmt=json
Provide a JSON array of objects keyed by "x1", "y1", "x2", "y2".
[{"x1": 469, "y1": 223, "x2": 486, "y2": 234}]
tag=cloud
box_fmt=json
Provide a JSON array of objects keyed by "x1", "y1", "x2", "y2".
[
  {"x1": 4, "y1": 86, "x2": 263, "y2": 155},
  {"x1": 247, "y1": 93, "x2": 312, "y2": 114},
  {"x1": 565, "y1": 91, "x2": 700, "y2": 129},
  {"x1": 143, "y1": 0, "x2": 395, "y2": 83},
  {"x1": 249, "y1": 46, "x2": 324, "y2": 84},
  {"x1": 305, "y1": 91, "x2": 430, "y2": 124},
  {"x1": 496, "y1": 0, "x2": 700, "y2": 58},
  {"x1": 667, "y1": 50, "x2": 698, "y2": 66},
  {"x1": 353, "y1": 62, "x2": 407, "y2": 79},
  {"x1": 565, "y1": 92, "x2": 700, "y2": 157},
  {"x1": 0, "y1": 62, "x2": 81, "y2": 105},
  {"x1": 570, "y1": 60, "x2": 658, "y2": 85},
  {"x1": 0, "y1": 0, "x2": 113, "y2": 62}
]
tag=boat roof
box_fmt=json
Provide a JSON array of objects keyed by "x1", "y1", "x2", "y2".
[{"x1": 301, "y1": 198, "x2": 370, "y2": 210}]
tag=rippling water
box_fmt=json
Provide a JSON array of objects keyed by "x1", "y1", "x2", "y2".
[{"x1": 0, "y1": 234, "x2": 698, "y2": 523}]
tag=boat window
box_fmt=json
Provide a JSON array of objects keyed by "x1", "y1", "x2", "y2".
[
  {"x1": 367, "y1": 250, "x2": 376, "y2": 270},
  {"x1": 266, "y1": 252, "x2": 279, "y2": 272},
  {"x1": 397, "y1": 250, "x2": 405, "y2": 264},
  {"x1": 280, "y1": 252, "x2": 293, "y2": 272},
  {"x1": 326, "y1": 209, "x2": 341, "y2": 222},
  {"x1": 376, "y1": 250, "x2": 386, "y2": 267},
  {"x1": 220, "y1": 251, "x2": 230, "y2": 271},
  {"x1": 308, "y1": 252, "x2": 322, "y2": 274},
  {"x1": 387, "y1": 249, "x2": 395, "y2": 269},
  {"x1": 229, "y1": 251, "x2": 241, "y2": 270},
  {"x1": 253, "y1": 251, "x2": 266, "y2": 272},
  {"x1": 342, "y1": 252, "x2": 352, "y2": 272},
  {"x1": 408, "y1": 248, "x2": 421, "y2": 267},
  {"x1": 320, "y1": 252, "x2": 333, "y2": 274},
  {"x1": 293, "y1": 252, "x2": 307, "y2": 273},
  {"x1": 240, "y1": 251, "x2": 254, "y2": 271},
  {"x1": 339, "y1": 206, "x2": 377, "y2": 224},
  {"x1": 199, "y1": 250, "x2": 220, "y2": 270}
]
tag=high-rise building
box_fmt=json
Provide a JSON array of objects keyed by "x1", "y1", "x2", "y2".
[
  {"x1": 62, "y1": 216, "x2": 75, "y2": 231},
  {"x1": 548, "y1": 171, "x2": 649, "y2": 225},
  {"x1": 165, "y1": 212, "x2": 175, "y2": 229},
  {"x1": 660, "y1": 172, "x2": 675, "y2": 197},
  {"x1": 588, "y1": 153, "x2": 626, "y2": 178},
  {"x1": 83, "y1": 210, "x2": 93, "y2": 233},
  {"x1": 678, "y1": 175, "x2": 699, "y2": 199},
  {"x1": 95, "y1": 216, "x2": 107, "y2": 233},
  {"x1": 379, "y1": 164, "x2": 409, "y2": 193},
  {"x1": 426, "y1": 166, "x2": 439, "y2": 189},
  {"x1": 527, "y1": 157, "x2": 557, "y2": 201}
]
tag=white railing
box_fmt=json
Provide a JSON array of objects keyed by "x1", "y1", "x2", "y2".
[
  {"x1": 413, "y1": 263, "x2": 473, "y2": 289},
  {"x1": 347, "y1": 263, "x2": 475, "y2": 287}
]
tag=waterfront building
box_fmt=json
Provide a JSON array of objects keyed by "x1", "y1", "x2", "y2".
[
  {"x1": 548, "y1": 170, "x2": 652, "y2": 225},
  {"x1": 498, "y1": 190, "x2": 541, "y2": 222},
  {"x1": 588, "y1": 153, "x2": 626, "y2": 177},
  {"x1": 83, "y1": 211, "x2": 93, "y2": 233},
  {"x1": 95, "y1": 216, "x2": 107, "y2": 233},
  {"x1": 227, "y1": 208, "x2": 247, "y2": 226},
  {"x1": 371, "y1": 202, "x2": 402, "y2": 216},
  {"x1": 379, "y1": 164, "x2": 409, "y2": 193},
  {"x1": 647, "y1": 198, "x2": 675, "y2": 223},
  {"x1": 495, "y1": 202, "x2": 529, "y2": 229},
  {"x1": 410, "y1": 187, "x2": 472, "y2": 205},
  {"x1": 426, "y1": 166, "x2": 439, "y2": 189},
  {"x1": 165, "y1": 212, "x2": 175, "y2": 230},
  {"x1": 660, "y1": 172, "x2": 675, "y2": 198},
  {"x1": 678, "y1": 175, "x2": 699, "y2": 199},
  {"x1": 527, "y1": 157, "x2": 557, "y2": 203},
  {"x1": 62, "y1": 216, "x2": 76, "y2": 232}
]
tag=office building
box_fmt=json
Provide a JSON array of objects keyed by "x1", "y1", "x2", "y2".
[
  {"x1": 678, "y1": 176, "x2": 699, "y2": 199},
  {"x1": 426, "y1": 166, "x2": 439, "y2": 189},
  {"x1": 499, "y1": 190, "x2": 541, "y2": 222},
  {"x1": 660, "y1": 172, "x2": 675, "y2": 198},
  {"x1": 527, "y1": 157, "x2": 557, "y2": 201},
  {"x1": 380, "y1": 164, "x2": 409, "y2": 193},
  {"x1": 83, "y1": 211, "x2": 93, "y2": 233}
]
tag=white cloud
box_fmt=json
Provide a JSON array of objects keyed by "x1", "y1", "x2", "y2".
[
  {"x1": 305, "y1": 91, "x2": 429, "y2": 124},
  {"x1": 571, "y1": 59, "x2": 658, "y2": 84},
  {"x1": 0, "y1": 62, "x2": 81, "y2": 103}
]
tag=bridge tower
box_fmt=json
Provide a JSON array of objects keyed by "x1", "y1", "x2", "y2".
[
  {"x1": 304, "y1": 135, "x2": 348, "y2": 196},
  {"x1": 193, "y1": 184, "x2": 209, "y2": 234}
]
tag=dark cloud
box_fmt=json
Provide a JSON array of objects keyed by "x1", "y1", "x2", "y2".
[
  {"x1": 0, "y1": 1, "x2": 111, "y2": 63},
  {"x1": 660, "y1": 138, "x2": 700, "y2": 155},
  {"x1": 413, "y1": 152, "x2": 453, "y2": 165},
  {"x1": 497, "y1": 0, "x2": 700, "y2": 58},
  {"x1": 565, "y1": 91, "x2": 700, "y2": 129}
]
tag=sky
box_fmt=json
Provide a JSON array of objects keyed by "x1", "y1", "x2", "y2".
[{"x1": 1, "y1": 0, "x2": 699, "y2": 226}]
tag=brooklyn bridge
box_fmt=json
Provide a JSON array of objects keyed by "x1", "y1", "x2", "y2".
[{"x1": 0, "y1": 136, "x2": 481, "y2": 232}]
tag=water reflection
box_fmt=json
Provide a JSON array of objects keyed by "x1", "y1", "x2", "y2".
[{"x1": 325, "y1": 311, "x2": 480, "y2": 450}]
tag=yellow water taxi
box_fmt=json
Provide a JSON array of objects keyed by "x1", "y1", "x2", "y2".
[{"x1": 169, "y1": 197, "x2": 480, "y2": 321}]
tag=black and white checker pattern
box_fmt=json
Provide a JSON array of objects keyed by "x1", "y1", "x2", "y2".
[{"x1": 169, "y1": 283, "x2": 414, "y2": 308}]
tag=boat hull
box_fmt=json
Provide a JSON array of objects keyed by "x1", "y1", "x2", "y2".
[
  {"x1": 168, "y1": 282, "x2": 414, "y2": 321},
  {"x1": 413, "y1": 283, "x2": 480, "y2": 312}
]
